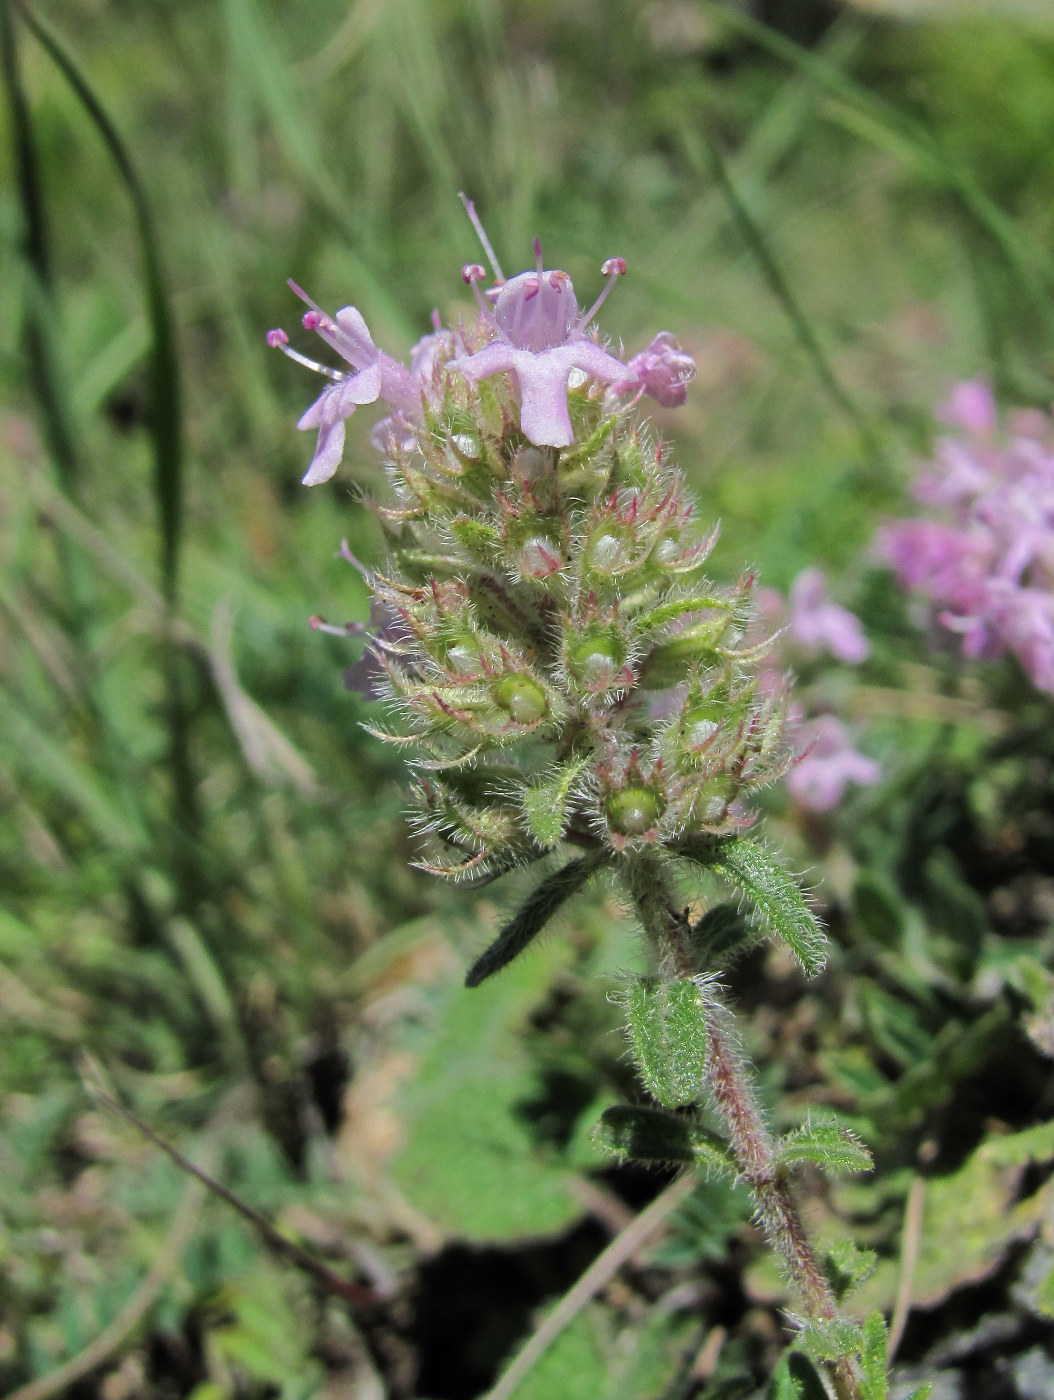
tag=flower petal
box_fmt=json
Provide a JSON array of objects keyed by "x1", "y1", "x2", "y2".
[
  {"x1": 333, "y1": 305, "x2": 377, "y2": 364},
  {"x1": 302, "y1": 416, "x2": 347, "y2": 486},
  {"x1": 297, "y1": 383, "x2": 339, "y2": 432},
  {"x1": 337, "y1": 359, "x2": 384, "y2": 411},
  {"x1": 515, "y1": 352, "x2": 575, "y2": 447},
  {"x1": 570, "y1": 339, "x2": 635, "y2": 387},
  {"x1": 448, "y1": 340, "x2": 521, "y2": 381}
]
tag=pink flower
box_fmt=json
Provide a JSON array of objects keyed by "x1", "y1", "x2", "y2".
[
  {"x1": 786, "y1": 568, "x2": 870, "y2": 664},
  {"x1": 273, "y1": 197, "x2": 699, "y2": 479},
  {"x1": 268, "y1": 286, "x2": 420, "y2": 486},
  {"x1": 879, "y1": 379, "x2": 1054, "y2": 694},
  {"x1": 448, "y1": 253, "x2": 635, "y2": 448},
  {"x1": 938, "y1": 378, "x2": 996, "y2": 437},
  {"x1": 625, "y1": 332, "x2": 696, "y2": 408},
  {"x1": 786, "y1": 715, "x2": 880, "y2": 813}
]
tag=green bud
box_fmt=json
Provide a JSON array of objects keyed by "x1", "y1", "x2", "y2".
[
  {"x1": 585, "y1": 530, "x2": 631, "y2": 575},
  {"x1": 568, "y1": 628, "x2": 627, "y2": 689},
  {"x1": 491, "y1": 674, "x2": 548, "y2": 725},
  {"x1": 440, "y1": 633, "x2": 480, "y2": 675},
  {"x1": 519, "y1": 535, "x2": 564, "y2": 579},
  {"x1": 605, "y1": 784, "x2": 664, "y2": 836}
]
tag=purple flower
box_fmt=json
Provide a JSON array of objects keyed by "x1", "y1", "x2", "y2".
[
  {"x1": 625, "y1": 332, "x2": 696, "y2": 408},
  {"x1": 448, "y1": 254, "x2": 635, "y2": 448},
  {"x1": 938, "y1": 378, "x2": 996, "y2": 437},
  {"x1": 786, "y1": 715, "x2": 880, "y2": 813},
  {"x1": 786, "y1": 568, "x2": 870, "y2": 664},
  {"x1": 879, "y1": 379, "x2": 1054, "y2": 694},
  {"x1": 269, "y1": 285, "x2": 420, "y2": 485},
  {"x1": 371, "y1": 325, "x2": 459, "y2": 454}
]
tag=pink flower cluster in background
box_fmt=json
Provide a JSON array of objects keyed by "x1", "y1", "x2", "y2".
[
  {"x1": 759, "y1": 570, "x2": 878, "y2": 813},
  {"x1": 880, "y1": 378, "x2": 1054, "y2": 695}
]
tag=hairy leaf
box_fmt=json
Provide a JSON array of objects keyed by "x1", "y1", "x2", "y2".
[
  {"x1": 681, "y1": 838, "x2": 827, "y2": 977},
  {"x1": 859, "y1": 1311, "x2": 889, "y2": 1400},
  {"x1": 796, "y1": 1318, "x2": 864, "y2": 1363},
  {"x1": 778, "y1": 1118, "x2": 873, "y2": 1176},
  {"x1": 465, "y1": 851, "x2": 606, "y2": 987},
  {"x1": 522, "y1": 757, "x2": 590, "y2": 849},
  {"x1": 594, "y1": 1104, "x2": 734, "y2": 1174},
  {"x1": 620, "y1": 976, "x2": 709, "y2": 1107},
  {"x1": 824, "y1": 1238, "x2": 878, "y2": 1304}
]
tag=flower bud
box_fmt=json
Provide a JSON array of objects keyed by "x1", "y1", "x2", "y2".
[{"x1": 491, "y1": 673, "x2": 549, "y2": 725}]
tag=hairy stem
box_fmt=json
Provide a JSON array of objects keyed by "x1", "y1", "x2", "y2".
[{"x1": 626, "y1": 853, "x2": 862, "y2": 1400}]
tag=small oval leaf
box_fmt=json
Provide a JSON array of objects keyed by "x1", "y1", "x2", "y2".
[{"x1": 620, "y1": 976, "x2": 709, "y2": 1107}]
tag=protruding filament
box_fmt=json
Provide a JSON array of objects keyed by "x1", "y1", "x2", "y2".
[
  {"x1": 287, "y1": 279, "x2": 325, "y2": 315},
  {"x1": 458, "y1": 192, "x2": 506, "y2": 284},
  {"x1": 580, "y1": 257, "x2": 627, "y2": 330},
  {"x1": 266, "y1": 328, "x2": 344, "y2": 380},
  {"x1": 533, "y1": 236, "x2": 543, "y2": 276}
]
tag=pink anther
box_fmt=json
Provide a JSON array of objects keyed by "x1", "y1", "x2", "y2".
[{"x1": 267, "y1": 328, "x2": 289, "y2": 348}]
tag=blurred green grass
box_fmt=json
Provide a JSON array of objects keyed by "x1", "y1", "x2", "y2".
[{"x1": 4, "y1": 2, "x2": 1054, "y2": 1396}]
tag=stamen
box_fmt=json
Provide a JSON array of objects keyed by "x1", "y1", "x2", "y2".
[
  {"x1": 338, "y1": 539, "x2": 373, "y2": 578},
  {"x1": 431, "y1": 308, "x2": 443, "y2": 332},
  {"x1": 287, "y1": 279, "x2": 325, "y2": 315},
  {"x1": 462, "y1": 263, "x2": 492, "y2": 317},
  {"x1": 310, "y1": 614, "x2": 367, "y2": 637},
  {"x1": 458, "y1": 192, "x2": 506, "y2": 284},
  {"x1": 579, "y1": 256, "x2": 627, "y2": 330},
  {"x1": 533, "y1": 236, "x2": 543, "y2": 276},
  {"x1": 267, "y1": 331, "x2": 344, "y2": 381}
]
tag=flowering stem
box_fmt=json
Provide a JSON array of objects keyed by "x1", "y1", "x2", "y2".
[{"x1": 626, "y1": 853, "x2": 862, "y2": 1400}]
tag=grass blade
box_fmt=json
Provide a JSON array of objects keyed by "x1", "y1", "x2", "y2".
[
  {"x1": 1, "y1": 0, "x2": 79, "y2": 489},
  {"x1": 680, "y1": 122, "x2": 883, "y2": 470},
  {"x1": 14, "y1": 0, "x2": 184, "y2": 605}
]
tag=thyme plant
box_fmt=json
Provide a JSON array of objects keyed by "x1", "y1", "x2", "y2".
[{"x1": 271, "y1": 200, "x2": 927, "y2": 1400}]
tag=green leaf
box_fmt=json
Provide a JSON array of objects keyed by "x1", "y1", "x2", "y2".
[
  {"x1": 522, "y1": 757, "x2": 591, "y2": 849},
  {"x1": 689, "y1": 901, "x2": 756, "y2": 967},
  {"x1": 904, "y1": 1389, "x2": 933, "y2": 1400},
  {"x1": 632, "y1": 595, "x2": 732, "y2": 633},
  {"x1": 859, "y1": 1312, "x2": 888, "y2": 1400},
  {"x1": 465, "y1": 851, "x2": 606, "y2": 987},
  {"x1": 449, "y1": 515, "x2": 503, "y2": 559},
  {"x1": 980, "y1": 1118, "x2": 1054, "y2": 1166},
  {"x1": 796, "y1": 1318, "x2": 863, "y2": 1363},
  {"x1": 391, "y1": 934, "x2": 582, "y2": 1241},
  {"x1": 620, "y1": 976, "x2": 709, "y2": 1108},
  {"x1": 768, "y1": 1350, "x2": 830, "y2": 1400},
  {"x1": 824, "y1": 1238, "x2": 878, "y2": 1304},
  {"x1": 778, "y1": 1117, "x2": 873, "y2": 1176},
  {"x1": 852, "y1": 872, "x2": 906, "y2": 950},
  {"x1": 680, "y1": 838, "x2": 827, "y2": 977},
  {"x1": 593, "y1": 1105, "x2": 734, "y2": 1174}
]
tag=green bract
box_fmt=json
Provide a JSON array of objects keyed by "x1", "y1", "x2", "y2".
[{"x1": 356, "y1": 361, "x2": 790, "y2": 878}]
